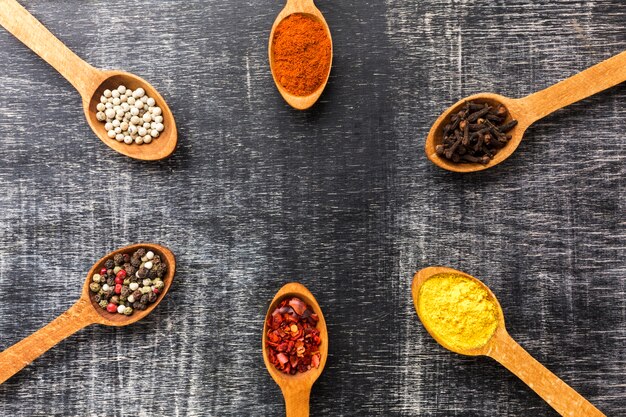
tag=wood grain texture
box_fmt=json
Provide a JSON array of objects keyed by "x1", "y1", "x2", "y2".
[{"x1": 0, "y1": 0, "x2": 624, "y2": 416}]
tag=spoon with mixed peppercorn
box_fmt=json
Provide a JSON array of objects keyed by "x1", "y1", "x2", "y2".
[
  {"x1": 0, "y1": 243, "x2": 175, "y2": 385},
  {"x1": 425, "y1": 50, "x2": 626, "y2": 172},
  {"x1": 263, "y1": 283, "x2": 328, "y2": 417},
  {"x1": 0, "y1": 0, "x2": 177, "y2": 160}
]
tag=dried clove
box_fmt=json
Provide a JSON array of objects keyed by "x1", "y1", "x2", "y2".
[{"x1": 437, "y1": 101, "x2": 518, "y2": 164}]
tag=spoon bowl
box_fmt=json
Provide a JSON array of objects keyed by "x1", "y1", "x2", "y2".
[
  {"x1": 425, "y1": 94, "x2": 528, "y2": 173},
  {"x1": 84, "y1": 71, "x2": 178, "y2": 161},
  {"x1": 82, "y1": 243, "x2": 176, "y2": 326},
  {"x1": 425, "y1": 51, "x2": 626, "y2": 172},
  {"x1": 412, "y1": 266, "x2": 606, "y2": 417},
  {"x1": 0, "y1": 0, "x2": 177, "y2": 161},
  {"x1": 412, "y1": 265, "x2": 506, "y2": 356},
  {"x1": 269, "y1": 0, "x2": 333, "y2": 110},
  {"x1": 262, "y1": 283, "x2": 328, "y2": 417},
  {"x1": 0, "y1": 243, "x2": 176, "y2": 384}
]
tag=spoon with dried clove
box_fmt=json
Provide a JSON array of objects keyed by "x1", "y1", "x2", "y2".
[
  {"x1": 0, "y1": 0, "x2": 177, "y2": 160},
  {"x1": 425, "y1": 50, "x2": 626, "y2": 172},
  {"x1": 0, "y1": 243, "x2": 175, "y2": 385},
  {"x1": 412, "y1": 266, "x2": 607, "y2": 417},
  {"x1": 262, "y1": 283, "x2": 328, "y2": 417}
]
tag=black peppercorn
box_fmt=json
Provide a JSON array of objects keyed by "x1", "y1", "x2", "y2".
[
  {"x1": 130, "y1": 257, "x2": 141, "y2": 268},
  {"x1": 114, "y1": 254, "x2": 124, "y2": 266},
  {"x1": 104, "y1": 259, "x2": 115, "y2": 269},
  {"x1": 137, "y1": 267, "x2": 147, "y2": 279},
  {"x1": 136, "y1": 248, "x2": 146, "y2": 257},
  {"x1": 121, "y1": 286, "x2": 130, "y2": 298},
  {"x1": 148, "y1": 292, "x2": 157, "y2": 303}
]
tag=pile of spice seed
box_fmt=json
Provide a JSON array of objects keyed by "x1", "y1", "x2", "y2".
[
  {"x1": 89, "y1": 248, "x2": 167, "y2": 316},
  {"x1": 436, "y1": 101, "x2": 518, "y2": 164},
  {"x1": 95, "y1": 85, "x2": 164, "y2": 145},
  {"x1": 266, "y1": 297, "x2": 322, "y2": 375}
]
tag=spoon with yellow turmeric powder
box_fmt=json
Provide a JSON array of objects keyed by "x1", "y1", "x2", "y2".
[{"x1": 412, "y1": 266, "x2": 607, "y2": 417}]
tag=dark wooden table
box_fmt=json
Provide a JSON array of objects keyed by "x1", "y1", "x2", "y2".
[{"x1": 0, "y1": 1, "x2": 624, "y2": 416}]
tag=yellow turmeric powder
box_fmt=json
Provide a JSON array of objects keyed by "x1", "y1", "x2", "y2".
[{"x1": 418, "y1": 273, "x2": 499, "y2": 351}]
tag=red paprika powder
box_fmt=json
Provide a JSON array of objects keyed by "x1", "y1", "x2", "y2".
[
  {"x1": 265, "y1": 296, "x2": 322, "y2": 375},
  {"x1": 271, "y1": 13, "x2": 332, "y2": 97}
]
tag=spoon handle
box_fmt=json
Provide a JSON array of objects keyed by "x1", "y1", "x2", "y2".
[
  {"x1": 0, "y1": 299, "x2": 95, "y2": 385},
  {"x1": 0, "y1": 0, "x2": 103, "y2": 98},
  {"x1": 282, "y1": 387, "x2": 311, "y2": 417},
  {"x1": 522, "y1": 50, "x2": 626, "y2": 123},
  {"x1": 489, "y1": 334, "x2": 606, "y2": 417}
]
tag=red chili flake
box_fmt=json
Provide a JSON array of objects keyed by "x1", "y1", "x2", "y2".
[{"x1": 266, "y1": 297, "x2": 321, "y2": 375}]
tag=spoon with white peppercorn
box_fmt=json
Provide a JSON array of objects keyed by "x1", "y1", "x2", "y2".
[
  {"x1": 0, "y1": 243, "x2": 176, "y2": 385},
  {"x1": 0, "y1": 0, "x2": 177, "y2": 160}
]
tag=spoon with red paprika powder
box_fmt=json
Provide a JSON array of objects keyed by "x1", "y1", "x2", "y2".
[
  {"x1": 0, "y1": 243, "x2": 175, "y2": 385},
  {"x1": 263, "y1": 283, "x2": 328, "y2": 417},
  {"x1": 269, "y1": 0, "x2": 333, "y2": 110}
]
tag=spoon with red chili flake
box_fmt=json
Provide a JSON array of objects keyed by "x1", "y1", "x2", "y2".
[
  {"x1": 262, "y1": 283, "x2": 328, "y2": 417},
  {"x1": 0, "y1": 243, "x2": 175, "y2": 385}
]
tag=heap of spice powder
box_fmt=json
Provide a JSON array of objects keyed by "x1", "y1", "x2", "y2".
[
  {"x1": 266, "y1": 297, "x2": 322, "y2": 375},
  {"x1": 417, "y1": 273, "x2": 499, "y2": 351},
  {"x1": 89, "y1": 248, "x2": 167, "y2": 316},
  {"x1": 271, "y1": 13, "x2": 331, "y2": 97},
  {"x1": 436, "y1": 101, "x2": 518, "y2": 164}
]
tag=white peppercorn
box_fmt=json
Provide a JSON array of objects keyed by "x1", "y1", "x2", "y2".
[{"x1": 97, "y1": 85, "x2": 164, "y2": 146}]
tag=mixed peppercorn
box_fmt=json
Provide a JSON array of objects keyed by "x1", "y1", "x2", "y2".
[
  {"x1": 90, "y1": 248, "x2": 167, "y2": 316},
  {"x1": 436, "y1": 101, "x2": 518, "y2": 164},
  {"x1": 266, "y1": 297, "x2": 322, "y2": 375}
]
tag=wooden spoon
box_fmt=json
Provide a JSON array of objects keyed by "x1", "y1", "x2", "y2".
[
  {"x1": 262, "y1": 283, "x2": 328, "y2": 417},
  {"x1": 269, "y1": 0, "x2": 333, "y2": 110},
  {"x1": 0, "y1": 243, "x2": 175, "y2": 385},
  {"x1": 0, "y1": 0, "x2": 177, "y2": 161},
  {"x1": 412, "y1": 266, "x2": 606, "y2": 417},
  {"x1": 425, "y1": 51, "x2": 626, "y2": 172}
]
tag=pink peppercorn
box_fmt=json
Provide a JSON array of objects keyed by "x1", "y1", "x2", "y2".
[
  {"x1": 100, "y1": 268, "x2": 107, "y2": 276},
  {"x1": 106, "y1": 303, "x2": 117, "y2": 313},
  {"x1": 114, "y1": 284, "x2": 122, "y2": 294},
  {"x1": 116, "y1": 270, "x2": 127, "y2": 279}
]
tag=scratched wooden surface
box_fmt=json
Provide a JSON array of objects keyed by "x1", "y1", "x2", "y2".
[{"x1": 0, "y1": 0, "x2": 624, "y2": 416}]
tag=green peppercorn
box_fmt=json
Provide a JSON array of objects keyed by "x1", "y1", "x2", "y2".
[
  {"x1": 123, "y1": 279, "x2": 130, "y2": 285},
  {"x1": 113, "y1": 266, "x2": 122, "y2": 274},
  {"x1": 89, "y1": 282, "x2": 101, "y2": 293},
  {"x1": 99, "y1": 300, "x2": 108, "y2": 309},
  {"x1": 153, "y1": 280, "x2": 165, "y2": 290},
  {"x1": 92, "y1": 274, "x2": 101, "y2": 283},
  {"x1": 123, "y1": 307, "x2": 133, "y2": 316}
]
